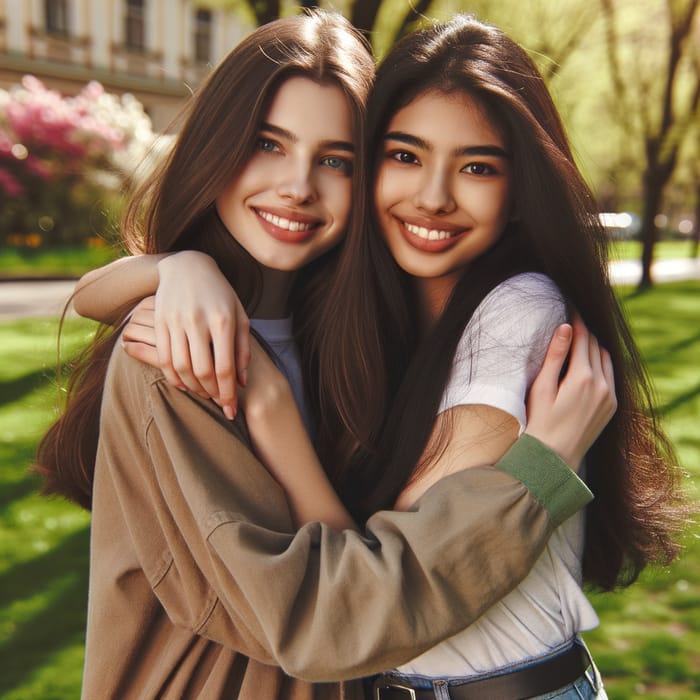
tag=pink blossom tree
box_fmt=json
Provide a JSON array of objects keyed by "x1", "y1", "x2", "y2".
[{"x1": 0, "y1": 76, "x2": 158, "y2": 246}]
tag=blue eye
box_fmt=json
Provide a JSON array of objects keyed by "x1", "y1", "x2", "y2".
[
  {"x1": 322, "y1": 155, "x2": 352, "y2": 174},
  {"x1": 257, "y1": 137, "x2": 280, "y2": 153}
]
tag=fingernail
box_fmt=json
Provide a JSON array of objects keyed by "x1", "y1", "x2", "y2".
[{"x1": 224, "y1": 405, "x2": 236, "y2": 421}]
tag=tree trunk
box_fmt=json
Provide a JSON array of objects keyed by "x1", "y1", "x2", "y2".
[
  {"x1": 638, "y1": 171, "x2": 665, "y2": 290},
  {"x1": 350, "y1": 0, "x2": 381, "y2": 36},
  {"x1": 393, "y1": 0, "x2": 432, "y2": 41},
  {"x1": 254, "y1": 1, "x2": 280, "y2": 25},
  {"x1": 692, "y1": 185, "x2": 700, "y2": 258}
]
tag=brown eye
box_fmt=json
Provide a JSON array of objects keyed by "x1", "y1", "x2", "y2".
[
  {"x1": 463, "y1": 162, "x2": 496, "y2": 175},
  {"x1": 389, "y1": 150, "x2": 419, "y2": 165}
]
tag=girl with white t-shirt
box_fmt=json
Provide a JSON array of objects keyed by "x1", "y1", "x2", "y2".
[
  {"x1": 325, "y1": 17, "x2": 682, "y2": 698},
  {"x1": 70, "y1": 15, "x2": 685, "y2": 700}
]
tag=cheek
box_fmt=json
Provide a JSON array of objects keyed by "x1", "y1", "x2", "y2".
[
  {"x1": 340, "y1": 178, "x2": 353, "y2": 217},
  {"x1": 324, "y1": 177, "x2": 352, "y2": 229},
  {"x1": 374, "y1": 166, "x2": 399, "y2": 218},
  {"x1": 470, "y1": 184, "x2": 512, "y2": 227},
  {"x1": 215, "y1": 182, "x2": 240, "y2": 224}
]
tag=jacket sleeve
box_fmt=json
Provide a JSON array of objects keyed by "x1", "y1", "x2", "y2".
[{"x1": 101, "y1": 348, "x2": 591, "y2": 682}]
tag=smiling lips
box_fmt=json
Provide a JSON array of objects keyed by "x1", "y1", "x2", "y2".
[
  {"x1": 255, "y1": 208, "x2": 321, "y2": 243},
  {"x1": 399, "y1": 218, "x2": 466, "y2": 252}
]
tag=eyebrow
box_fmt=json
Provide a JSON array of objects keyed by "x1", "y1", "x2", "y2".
[
  {"x1": 261, "y1": 123, "x2": 354, "y2": 152},
  {"x1": 384, "y1": 131, "x2": 509, "y2": 159}
]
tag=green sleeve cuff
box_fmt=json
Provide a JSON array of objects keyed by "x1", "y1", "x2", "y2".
[{"x1": 496, "y1": 434, "x2": 593, "y2": 527}]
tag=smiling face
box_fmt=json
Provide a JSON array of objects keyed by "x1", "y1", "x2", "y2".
[
  {"x1": 216, "y1": 76, "x2": 354, "y2": 272},
  {"x1": 375, "y1": 89, "x2": 513, "y2": 309}
]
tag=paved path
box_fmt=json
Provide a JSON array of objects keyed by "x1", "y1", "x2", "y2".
[
  {"x1": 608, "y1": 257, "x2": 700, "y2": 285},
  {"x1": 0, "y1": 279, "x2": 77, "y2": 320},
  {"x1": 1, "y1": 258, "x2": 699, "y2": 320}
]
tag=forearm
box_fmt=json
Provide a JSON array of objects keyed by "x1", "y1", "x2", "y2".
[
  {"x1": 246, "y1": 387, "x2": 356, "y2": 531},
  {"x1": 73, "y1": 253, "x2": 168, "y2": 323}
]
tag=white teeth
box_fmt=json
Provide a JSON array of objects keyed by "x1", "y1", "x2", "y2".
[
  {"x1": 258, "y1": 210, "x2": 313, "y2": 231},
  {"x1": 405, "y1": 222, "x2": 456, "y2": 241}
]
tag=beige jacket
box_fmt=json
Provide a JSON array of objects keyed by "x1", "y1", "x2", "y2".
[{"x1": 82, "y1": 346, "x2": 591, "y2": 699}]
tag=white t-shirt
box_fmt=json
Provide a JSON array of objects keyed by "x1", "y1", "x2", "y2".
[{"x1": 397, "y1": 272, "x2": 599, "y2": 677}]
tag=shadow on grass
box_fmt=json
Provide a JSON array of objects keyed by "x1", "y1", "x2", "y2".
[
  {"x1": 0, "y1": 527, "x2": 89, "y2": 694},
  {"x1": 0, "y1": 366, "x2": 56, "y2": 407},
  {"x1": 659, "y1": 381, "x2": 700, "y2": 417},
  {"x1": 0, "y1": 474, "x2": 42, "y2": 510},
  {"x1": 643, "y1": 329, "x2": 700, "y2": 366}
]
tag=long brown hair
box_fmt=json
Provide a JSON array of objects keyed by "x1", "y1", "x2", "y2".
[
  {"x1": 317, "y1": 15, "x2": 689, "y2": 590},
  {"x1": 35, "y1": 10, "x2": 374, "y2": 510}
]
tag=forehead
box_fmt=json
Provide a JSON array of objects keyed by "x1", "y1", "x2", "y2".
[
  {"x1": 386, "y1": 89, "x2": 505, "y2": 147},
  {"x1": 264, "y1": 75, "x2": 353, "y2": 143}
]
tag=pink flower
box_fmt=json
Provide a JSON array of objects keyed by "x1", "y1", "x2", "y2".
[
  {"x1": 0, "y1": 168, "x2": 24, "y2": 196},
  {"x1": 24, "y1": 155, "x2": 52, "y2": 180}
]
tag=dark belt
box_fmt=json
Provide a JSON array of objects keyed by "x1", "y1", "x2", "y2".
[{"x1": 372, "y1": 644, "x2": 589, "y2": 700}]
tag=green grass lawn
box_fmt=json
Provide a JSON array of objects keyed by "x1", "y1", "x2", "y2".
[
  {"x1": 608, "y1": 239, "x2": 697, "y2": 262},
  {"x1": 0, "y1": 317, "x2": 95, "y2": 699},
  {"x1": 0, "y1": 282, "x2": 699, "y2": 699},
  {"x1": 0, "y1": 246, "x2": 122, "y2": 279},
  {"x1": 582, "y1": 281, "x2": 700, "y2": 700}
]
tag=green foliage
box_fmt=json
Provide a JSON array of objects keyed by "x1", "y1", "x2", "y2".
[{"x1": 0, "y1": 282, "x2": 699, "y2": 697}]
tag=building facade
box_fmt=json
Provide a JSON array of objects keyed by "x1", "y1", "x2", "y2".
[{"x1": 0, "y1": 0, "x2": 250, "y2": 129}]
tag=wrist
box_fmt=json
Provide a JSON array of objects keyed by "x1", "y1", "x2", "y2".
[
  {"x1": 157, "y1": 251, "x2": 217, "y2": 280},
  {"x1": 523, "y1": 428, "x2": 580, "y2": 472}
]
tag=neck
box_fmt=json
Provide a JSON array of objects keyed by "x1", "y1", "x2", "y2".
[
  {"x1": 414, "y1": 274, "x2": 458, "y2": 335},
  {"x1": 251, "y1": 267, "x2": 297, "y2": 319}
]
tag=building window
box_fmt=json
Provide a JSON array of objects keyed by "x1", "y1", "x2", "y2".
[
  {"x1": 125, "y1": 0, "x2": 145, "y2": 51},
  {"x1": 45, "y1": 0, "x2": 69, "y2": 35},
  {"x1": 194, "y1": 9, "x2": 212, "y2": 64}
]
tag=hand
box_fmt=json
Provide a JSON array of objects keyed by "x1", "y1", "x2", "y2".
[
  {"x1": 122, "y1": 297, "x2": 160, "y2": 369},
  {"x1": 153, "y1": 252, "x2": 250, "y2": 420},
  {"x1": 524, "y1": 316, "x2": 617, "y2": 471},
  {"x1": 120, "y1": 251, "x2": 250, "y2": 420}
]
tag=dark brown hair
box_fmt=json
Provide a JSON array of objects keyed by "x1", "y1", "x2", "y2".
[
  {"x1": 316, "y1": 15, "x2": 689, "y2": 590},
  {"x1": 34, "y1": 10, "x2": 374, "y2": 510}
]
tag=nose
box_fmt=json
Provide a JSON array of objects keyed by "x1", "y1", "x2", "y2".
[
  {"x1": 276, "y1": 158, "x2": 317, "y2": 204},
  {"x1": 413, "y1": 167, "x2": 455, "y2": 214}
]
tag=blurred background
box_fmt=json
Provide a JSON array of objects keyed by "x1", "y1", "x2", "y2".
[{"x1": 0, "y1": 1, "x2": 698, "y2": 698}]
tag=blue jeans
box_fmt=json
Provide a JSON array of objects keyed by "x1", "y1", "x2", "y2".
[{"x1": 383, "y1": 639, "x2": 608, "y2": 699}]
